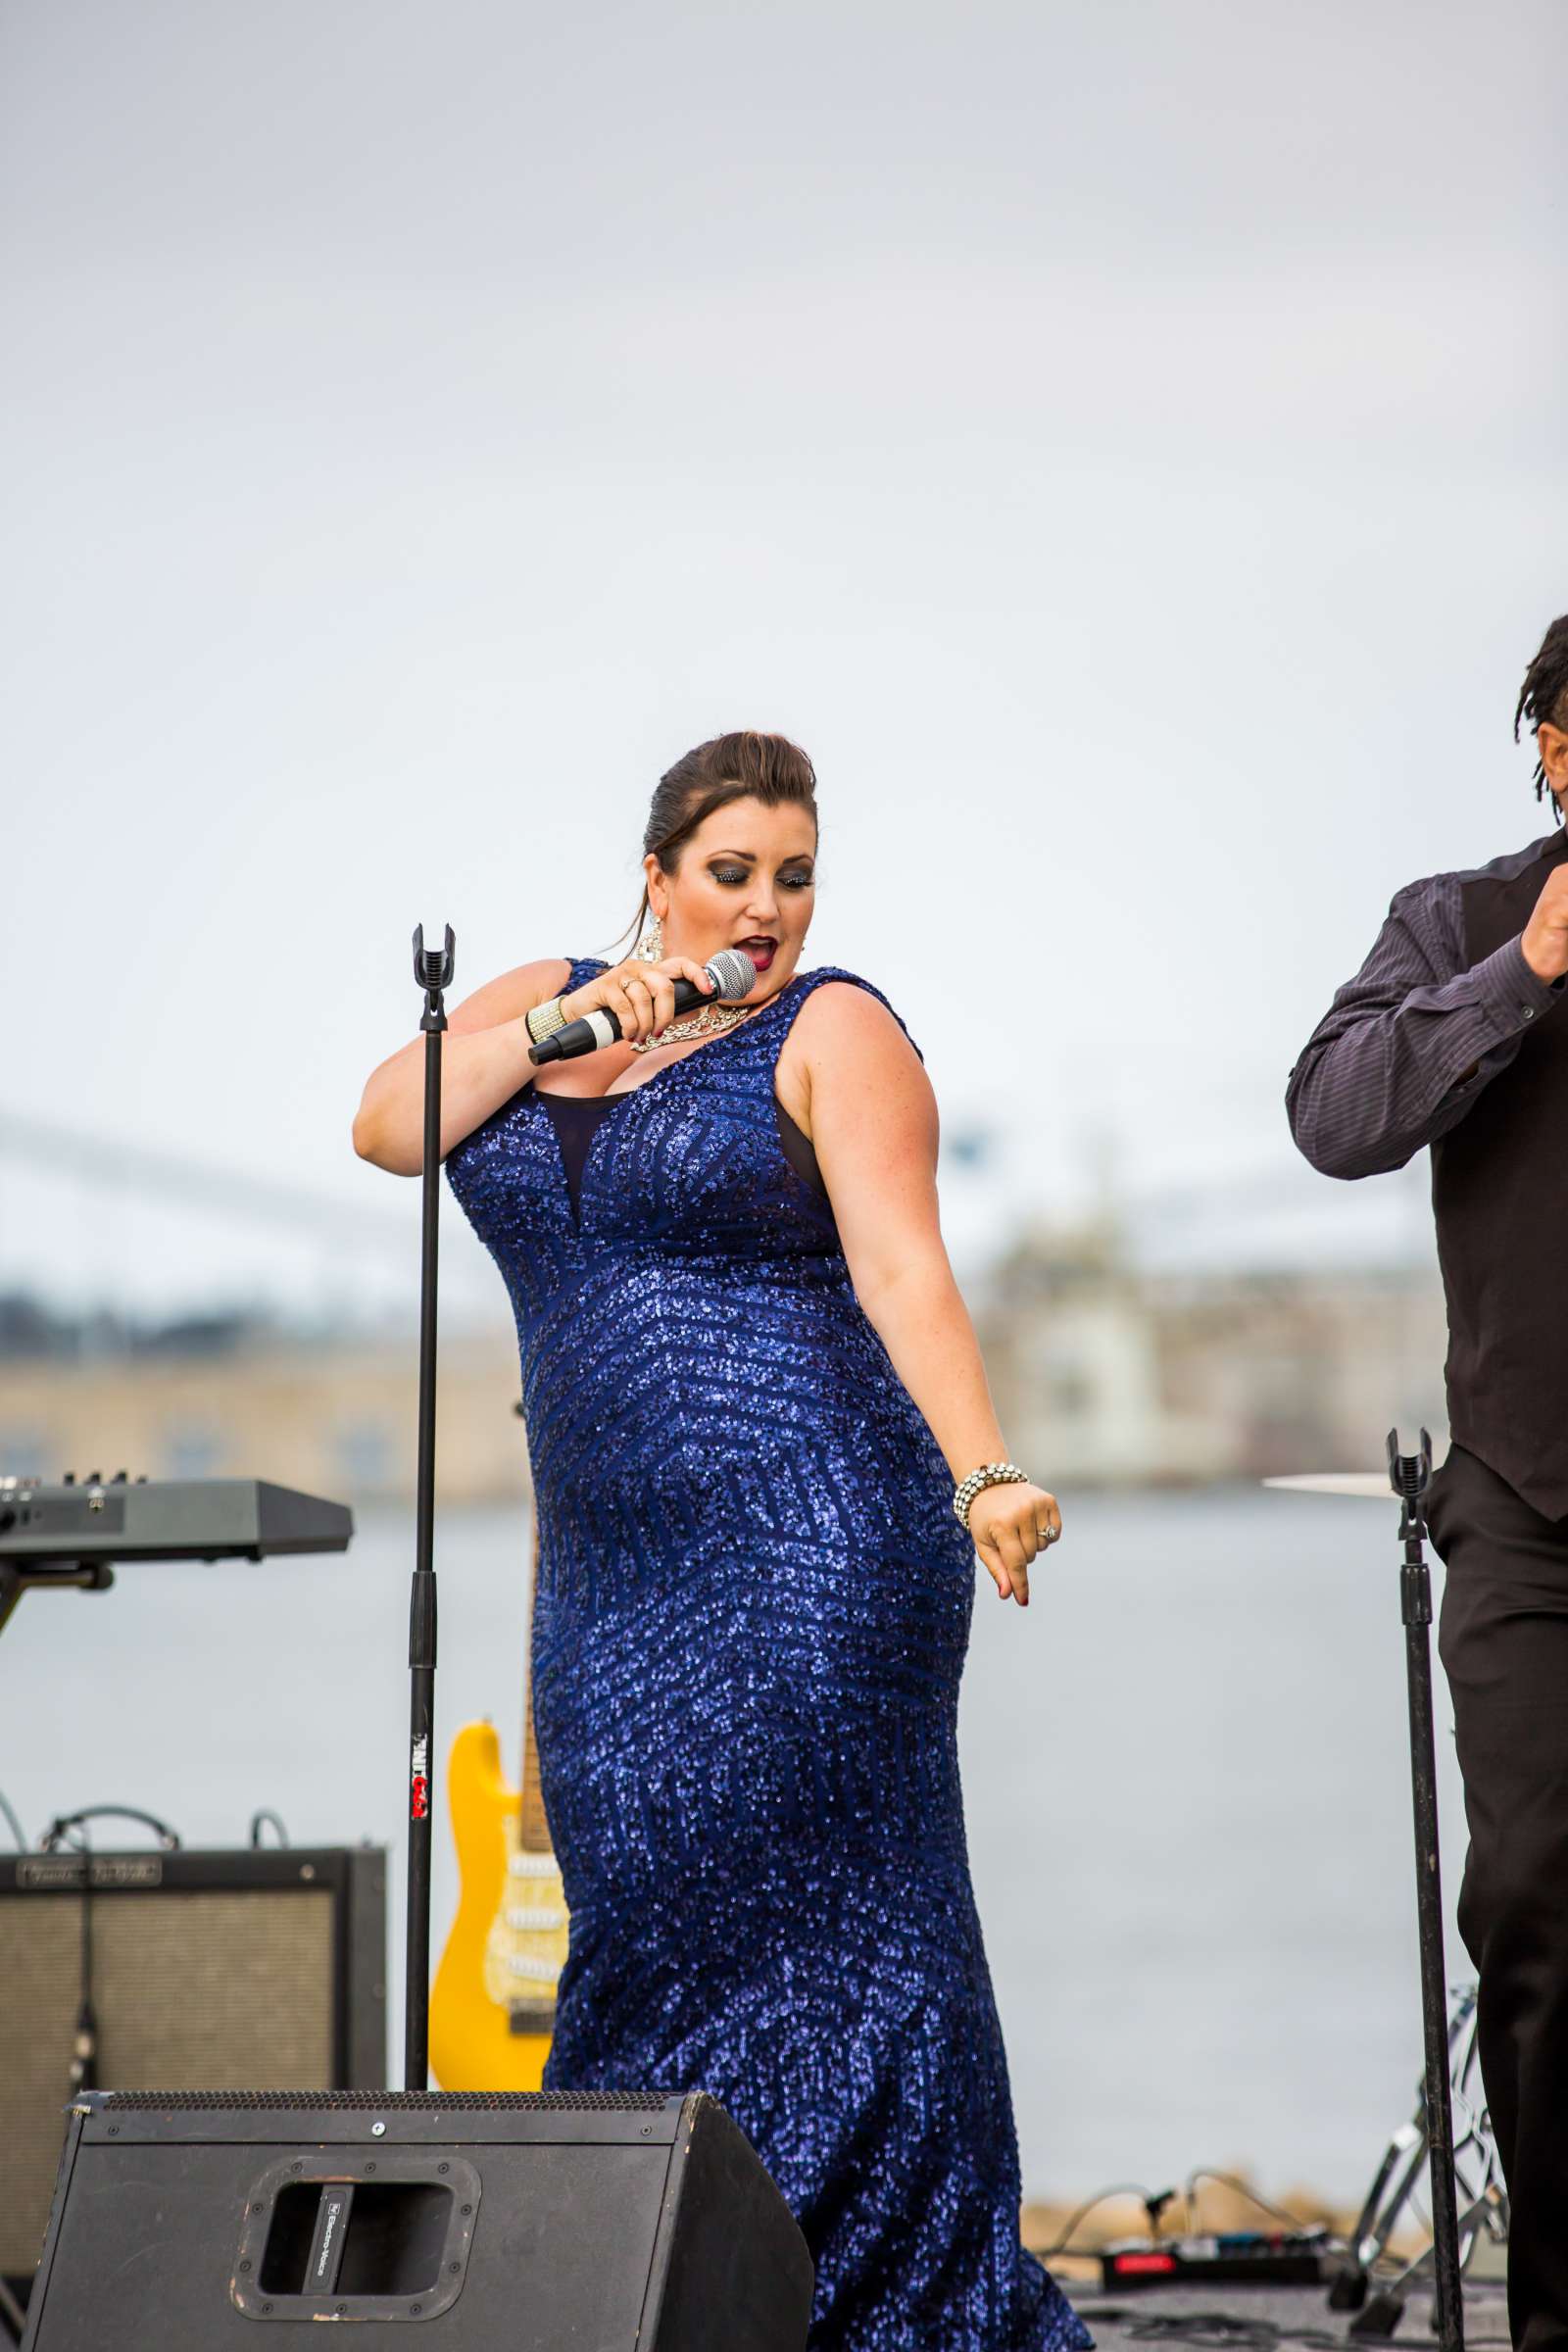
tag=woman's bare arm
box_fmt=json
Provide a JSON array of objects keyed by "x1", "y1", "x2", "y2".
[
  {"x1": 352, "y1": 956, "x2": 571, "y2": 1176},
  {"x1": 797, "y1": 984, "x2": 1058, "y2": 1605},
  {"x1": 799, "y1": 985, "x2": 1008, "y2": 1478}
]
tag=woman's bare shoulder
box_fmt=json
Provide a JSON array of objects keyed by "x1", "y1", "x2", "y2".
[
  {"x1": 789, "y1": 974, "x2": 919, "y2": 1059},
  {"x1": 779, "y1": 977, "x2": 926, "y2": 1125},
  {"x1": 447, "y1": 955, "x2": 574, "y2": 1035}
]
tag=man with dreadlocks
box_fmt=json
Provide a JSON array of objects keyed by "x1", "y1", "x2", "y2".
[{"x1": 1288, "y1": 612, "x2": 1568, "y2": 2352}]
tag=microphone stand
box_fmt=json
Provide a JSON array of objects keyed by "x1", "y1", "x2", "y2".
[
  {"x1": 405, "y1": 923, "x2": 453, "y2": 2090},
  {"x1": 1383, "y1": 1429, "x2": 1465, "y2": 2352}
]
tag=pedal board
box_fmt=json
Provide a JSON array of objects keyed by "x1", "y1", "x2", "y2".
[{"x1": 1100, "y1": 2230, "x2": 1331, "y2": 2288}]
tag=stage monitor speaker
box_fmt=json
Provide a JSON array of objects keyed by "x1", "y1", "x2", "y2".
[
  {"x1": 22, "y1": 2088, "x2": 812, "y2": 2349},
  {"x1": 0, "y1": 1847, "x2": 386, "y2": 2287}
]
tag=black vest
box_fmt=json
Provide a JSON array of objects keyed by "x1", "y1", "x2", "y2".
[{"x1": 1432, "y1": 828, "x2": 1568, "y2": 1517}]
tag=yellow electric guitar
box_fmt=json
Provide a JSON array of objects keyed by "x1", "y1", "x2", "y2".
[{"x1": 429, "y1": 1518, "x2": 569, "y2": 2090}]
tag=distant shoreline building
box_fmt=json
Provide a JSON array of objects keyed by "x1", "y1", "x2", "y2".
[
  {"x1": 0, "y1": 1300, "x2": 529, "y2": 1506},
  {"x1": 975, "y1": 1217, "x2": 1448, "y2": 1485}
]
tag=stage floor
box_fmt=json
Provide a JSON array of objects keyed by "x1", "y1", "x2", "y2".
[{"x1": 1064, "y1": 2279, "x2": 1511, "y2": 2352}]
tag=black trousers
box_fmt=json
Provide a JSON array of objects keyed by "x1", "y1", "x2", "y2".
[{"x1": 1428, "y1": 1442, "x2": 1568, "y2": 2352}]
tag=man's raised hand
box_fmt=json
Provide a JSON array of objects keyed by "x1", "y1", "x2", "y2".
[{"x1": 1520, "y1": 864, "x2": 1568, "y2": 983}]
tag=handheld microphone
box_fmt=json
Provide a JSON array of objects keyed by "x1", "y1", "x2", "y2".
[{"x1": 528, "y1": 948, "x2": 758, "y2": 1064}]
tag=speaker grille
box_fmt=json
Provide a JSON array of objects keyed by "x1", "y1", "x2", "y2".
[
  {"x1": 0, "y1": 1886, "x2": 336, "y2": 2275},
  {"x1": 99, "y1": 2087, "x2": 675, "y2": 2111}
]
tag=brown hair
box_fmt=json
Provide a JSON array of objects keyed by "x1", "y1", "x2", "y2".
[{"x1": 605, "y1": 730, "x2": 819, "y2": 956}]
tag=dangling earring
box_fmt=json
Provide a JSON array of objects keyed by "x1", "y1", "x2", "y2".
[{"x1": 636, "y1": 908, "x2": 664, "y2": 961}]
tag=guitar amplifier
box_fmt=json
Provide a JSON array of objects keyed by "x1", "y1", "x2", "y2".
[{"x1": 0, "y1": 1847, "x2": 386, "y2": 2286}]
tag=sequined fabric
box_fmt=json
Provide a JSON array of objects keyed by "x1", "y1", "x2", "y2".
[{"x1": 445, "y1": 960, "x2": 1091, "y2": 2352}]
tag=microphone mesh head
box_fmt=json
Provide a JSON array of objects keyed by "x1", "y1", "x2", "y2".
[{"x1": 706, "y1": 948, "x2": 757, "y2": 1000}]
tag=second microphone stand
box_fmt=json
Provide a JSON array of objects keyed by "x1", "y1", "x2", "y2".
[
  {"x1": 1375, "y1": 1429, "x2": 1465, "y2": 2352},
  {"x1": 405, "y1": 922, "x2": 453, "y2": 2090}
]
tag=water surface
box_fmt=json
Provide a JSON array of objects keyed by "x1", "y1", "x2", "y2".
[{"x1": 0, "y1": 1486, "x2": 1463, "y2": 2202}]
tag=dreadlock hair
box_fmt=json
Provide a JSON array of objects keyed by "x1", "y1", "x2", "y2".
[
  {"x1": 1514, "y1": 613, "x2": 1568, "y2": 813},
  {"x1": 606, "y1": 731, "x2": 818, "y2": 958}
]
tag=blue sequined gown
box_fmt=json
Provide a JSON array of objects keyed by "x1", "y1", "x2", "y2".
[{"x1": 445, "y1": 959, "x2": 1090, "y2": 2352}]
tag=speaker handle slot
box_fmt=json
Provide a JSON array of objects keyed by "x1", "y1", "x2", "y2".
[{"x1": 232, "y1": 2152, "x2": 480, "y2": 2324}]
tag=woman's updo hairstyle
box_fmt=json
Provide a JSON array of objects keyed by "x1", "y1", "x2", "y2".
[{"x1": 610, "y1": 730, "x2": 818, "y2": 956}]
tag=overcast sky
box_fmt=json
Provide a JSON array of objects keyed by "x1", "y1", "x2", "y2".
[{"x1": 3, "y1": 0, "x2": 1563, "y2": 1317}]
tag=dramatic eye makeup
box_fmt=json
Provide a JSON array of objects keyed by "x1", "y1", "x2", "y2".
[{"x1": 708, "y1": 856, "x2": 815, "y2": 890}]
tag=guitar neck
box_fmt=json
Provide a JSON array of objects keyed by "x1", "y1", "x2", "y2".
[{"x1": 518, "y1": 1511, "x2": 553, "y2": 1855}]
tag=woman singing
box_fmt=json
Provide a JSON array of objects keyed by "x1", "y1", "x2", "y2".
[{"x1": 353, "y1": 731, "x2": 1089, "y2": 2352}]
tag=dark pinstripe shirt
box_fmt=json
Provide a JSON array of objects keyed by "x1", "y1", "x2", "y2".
[{"x1": 1286, "y1": 830, "x2": 1568, "y2": 1178}]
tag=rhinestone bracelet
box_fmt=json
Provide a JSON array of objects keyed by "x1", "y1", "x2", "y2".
[
  {"x1": 526, "y1": 995, "x2": 569, "y2": 1045},
  {"x1": 953, "y1": 1460, "x2": 1030, "y2": 1532}
]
